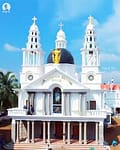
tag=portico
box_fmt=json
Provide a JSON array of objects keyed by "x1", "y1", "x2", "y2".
[{"x1": 12, "y1": 118, "x2": 104, "y2": 145}]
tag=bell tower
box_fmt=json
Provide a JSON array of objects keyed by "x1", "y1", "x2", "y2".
[
  {"x1": 20, "y1": 16, "x2": 44, "y2": 88},
  {"x1": 55, "y1": 22, "x2": 67, "y2": 49},
  {"x1": 81, "y1": 16, "x2": 102, "y2": 89}
]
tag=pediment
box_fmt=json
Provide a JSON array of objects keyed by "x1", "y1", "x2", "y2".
[{"x1": 25, "y1": 68, "x2": 88, "y2": 92}]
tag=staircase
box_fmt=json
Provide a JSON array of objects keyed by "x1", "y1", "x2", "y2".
[{"x1": 3, "y1": 142, "x2": 110, "y2": 150}]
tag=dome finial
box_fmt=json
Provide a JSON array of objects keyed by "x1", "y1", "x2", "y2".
[
  {"x1": 59, "y1": 22, "x2": 64, "y2": 30},
  {"x1": 88, "y1": 16, "x2": 94, "y2": 25},
  {"x1": 32, "y1": 16, "x2": 37, "y2": 24}
]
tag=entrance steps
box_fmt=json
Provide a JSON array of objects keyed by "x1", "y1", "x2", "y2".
[{"x1": 3, "y1": 142, "x2": 109, "y2": 150}]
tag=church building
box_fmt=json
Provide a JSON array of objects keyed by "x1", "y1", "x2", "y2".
[{"x1": 8, "y1": 16, "x2": 111, "y2": 146}]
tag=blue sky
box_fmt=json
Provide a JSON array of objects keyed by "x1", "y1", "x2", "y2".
[{"x1": 0, "y1": 0, "x2": 120, "y2": 83}]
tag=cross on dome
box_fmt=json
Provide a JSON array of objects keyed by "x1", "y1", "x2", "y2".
[
  {"x1": 32, "y1": 16, "x2": 37, "y2": 24},
  {"x1": 88, "y1": 16, "x2": 94, "y2": 25},
  {"x1": 59, "y1": 22, "x2": 64, "y2": 30}
]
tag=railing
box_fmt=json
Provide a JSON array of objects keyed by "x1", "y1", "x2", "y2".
[
  {"x1": 8, "y1": 108, "x2": 27, "y2": 116},
  {"x1": 7, "y1": 108, "x2": 107, "y2": 118},
  {"x1": 87, "y1": 110, "x2": 106, "y2": 117}
]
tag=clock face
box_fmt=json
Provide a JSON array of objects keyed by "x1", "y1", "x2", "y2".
[
  {"x1": 88, "y1": 75, "x2": 94, "y2": 81},
  {"x1": 28, "y1": 75, "x2": 33, "y2": 81}
]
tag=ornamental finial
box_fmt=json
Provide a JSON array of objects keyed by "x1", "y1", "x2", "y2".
[
  {"x1": 59, "y1": 22, "x2": 64, "y2": 30},
  {"x1": 88, "y1": 16, "x2": 94, "y2": 25},
  {"x1": 32, "y1": 16, "x2": 37, "y2": 24}
]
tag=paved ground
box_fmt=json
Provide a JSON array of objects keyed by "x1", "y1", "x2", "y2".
[{"x1": 105, "y1": 116, "x2": 120, "y2": 150}]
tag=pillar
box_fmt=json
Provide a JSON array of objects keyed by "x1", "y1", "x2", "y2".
[
  {"x1": 99, "y1": 121, "x2": 104, "y2": 145},
  {"x1": 47, "y1": 93, "x2": 51, "y2": 115},
  {"x1": 11, "y1": 119, "x2": 16, "y2": 143},
  {"x1": 84, "y1": 122, "x2": 87, "y2": 144},
  {"x1": 79, "y1": 122, "x2": 82, "y2": 144},
  {"x1": 43, "y1": 121, "x2": 46, "y2": 143},
  {"x1": 62, "y1": 93, "x2": 65, "y2": 115},
  {"x1": 63, "y1": 122, "x2": 66, "y2": 143},
  {"x1": 96, "y1": 122, "x2": 98, "y2": 144},
  {"x1": 27, "y1": 121, "x2": 30, "y2": 143},
  {"x1": 16, "y1": 120, "x2": 19, "y2": 143},
  {"x1": 67, "y1": 122, "x2": 70, "y2": 144},
  {"x1": 19, "y1": 120, "x2": 22, "y2": 140},
  {"x1": 32, "y1": 121, "x2": 34, "y2": 143},
  {"x1": 47, "y1": 121, "x2": 50, "y2": 144},
  {"x1": 78, "y1": 94, "x2": 82, "y2": 115}
]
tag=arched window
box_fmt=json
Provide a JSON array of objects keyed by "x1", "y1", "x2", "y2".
[
  {"x1": 35, "y1": 38, "x2": 37, "y2": 42},
  {"x1": 31, "y1": 37, "x2": 33, "y2": 42},
  {"x1": 90, "y1": 44, "x2": 92, "y2": 48},
  {"x1": 90, "y1": 36, "x2": 92, "y2": 41},
  {"x1": 53, "y1": 87, "x2": 62, "y2": 113}
]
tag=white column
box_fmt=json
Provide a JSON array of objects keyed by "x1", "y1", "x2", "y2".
[
  {"x1": 32, "y1": 121, "x2": 34, "y2": 143},
  {"x1": 16, "y1": 120, "x2": 19, "y2": 143},
  {"x1": 63, "y1": 122, "x2": 66, "y2": 143},
  {"x1": 79, "y1": 122, "x2": 82, "y2": 144},
  {"x1": 27, "y1": 52, "x2": 29, "y2": 65},
  {"x1": 43, "y1": 93, "x2": 46, "y2": 115},
  {"x1": 23, "y1": 51, "x2": 25, "y2": 65},
  {"x1": 47, "y1": 121, "x2": 50, "y2": 144},
  {"x1": 19, "y1": 120, "x2": 22, "y2": 141},
  {"x1": 67, "y1": 122, "x2": 70, "y2": 144},
  {"x1": 82, "y1": 94, "x2": 87, "y2": 115},
  {"x1": 33, "y1": 52, "x2": 35, "y2": 65},
  {"x1": 96, "y1": 122, "x2": 98, "y2": 144},
  {"x1": 43, "y1": 121, "x2": 46, "y2": 143},
  {"x1": 62, "y1": 93, "x2": 65, "y2": 115},
  {"x1": 47, "y1": 93, "x2": 51, "y2": 115},
  {"x1": 69, "y1": 93, "x2": 71, "y2": 115},
  {"x1": 78, "y1": 94, "x2": 82, "y2": 115},
  {"x1": 27, "y1": 121, "x2": 30, "y2": 143},
  {"x1": 11, "y1": 119, "x2": 16, "y2": 143},
  {"x1": 99, "y1": 121, "x2": 104, "y2": 145},
  {"x1": 84, "y1": 122, "x2": 87, "y2": 144}
]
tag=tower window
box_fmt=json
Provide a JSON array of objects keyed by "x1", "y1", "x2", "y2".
[
  {"x1": 90, "y1": 44, "x2": 92, "y2": 48},
  {"x1": 31, "y1": 45, "x2": 33, "y2": 48},
  {"x1": 89, "y1": 51, "x2": 93, "y2": 55},
  {"x1": 90, "y1": 31, "x2": 92, "y2": 34},
  {"x1": 53, "y1": 87, "x2": 62, "y2": 113},
  {"x1": 35, "y1": 32, "x2": 37, "y2": 35},
  {"x1": 35, "y1": 45, "x2": 37, "y2": 48},
  {"x1": 90, "y1": 37, "x2": 92, "y2": 41},
  {"x1": 31, "y1": 38, "x2": 33, "y2": 42},
  {"x1": 35, "y1": 38, "x2": 37, "y2": 42},
  {"x1": 32, "y1": 32, "x2": 33, "y2": 35}
]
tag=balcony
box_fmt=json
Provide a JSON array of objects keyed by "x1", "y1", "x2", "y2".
[
  {"x1": 7, "y1": 108, "x2": 27, "y2": 116},
  {"x1": 8, "y1": 108, "x2": 106, "y2": 119}
]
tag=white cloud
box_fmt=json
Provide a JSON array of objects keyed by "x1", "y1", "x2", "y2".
[
  {"x1": 4, "y1": 43, "x2": 21, "y2": 51},
  {"x1": 97, "y1": 0, "x2": 120, "y2": 52},
  {"x1": 55, "y1": 0, "x2": 105, "y2": 21},
  {"x1": 102, "y1": 70, "x2": 120, "y2": 83},
  {"x1": 101, "y1": 53, "x2": 120, "y2": 63}
]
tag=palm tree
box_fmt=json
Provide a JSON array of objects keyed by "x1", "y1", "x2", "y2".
[{"x1": 0, "y1": 71, "x2": 20, "y2": 111}]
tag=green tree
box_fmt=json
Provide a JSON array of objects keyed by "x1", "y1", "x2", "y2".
[{"x1": 0, "y1": 71, "x2": 20, "y2": 111}]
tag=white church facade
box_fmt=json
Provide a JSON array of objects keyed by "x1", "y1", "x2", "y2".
[{"x1": 8, "y1": 16, "x2": 112, "y2": 146}]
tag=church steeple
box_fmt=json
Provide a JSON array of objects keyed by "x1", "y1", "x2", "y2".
[
  {"x1": 81, "y1": 16, "x2": 102, "y2": 88},
  {"x1": 21, "y1": 17, "x2": 44, "y2": 88},
  {"x1": 81, "y1": 16, "x2": 100, "y2": 67},
  {"x1": 55, "y1": 22, "x2": 67, "y2": 49},
  {"x1": 22, "y1": 16, "x2": 43, "y2": 66}
]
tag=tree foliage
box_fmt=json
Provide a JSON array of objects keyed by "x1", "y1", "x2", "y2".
[{"x1": 0, "y1": 71, "x2": 20, "y2": 111}]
